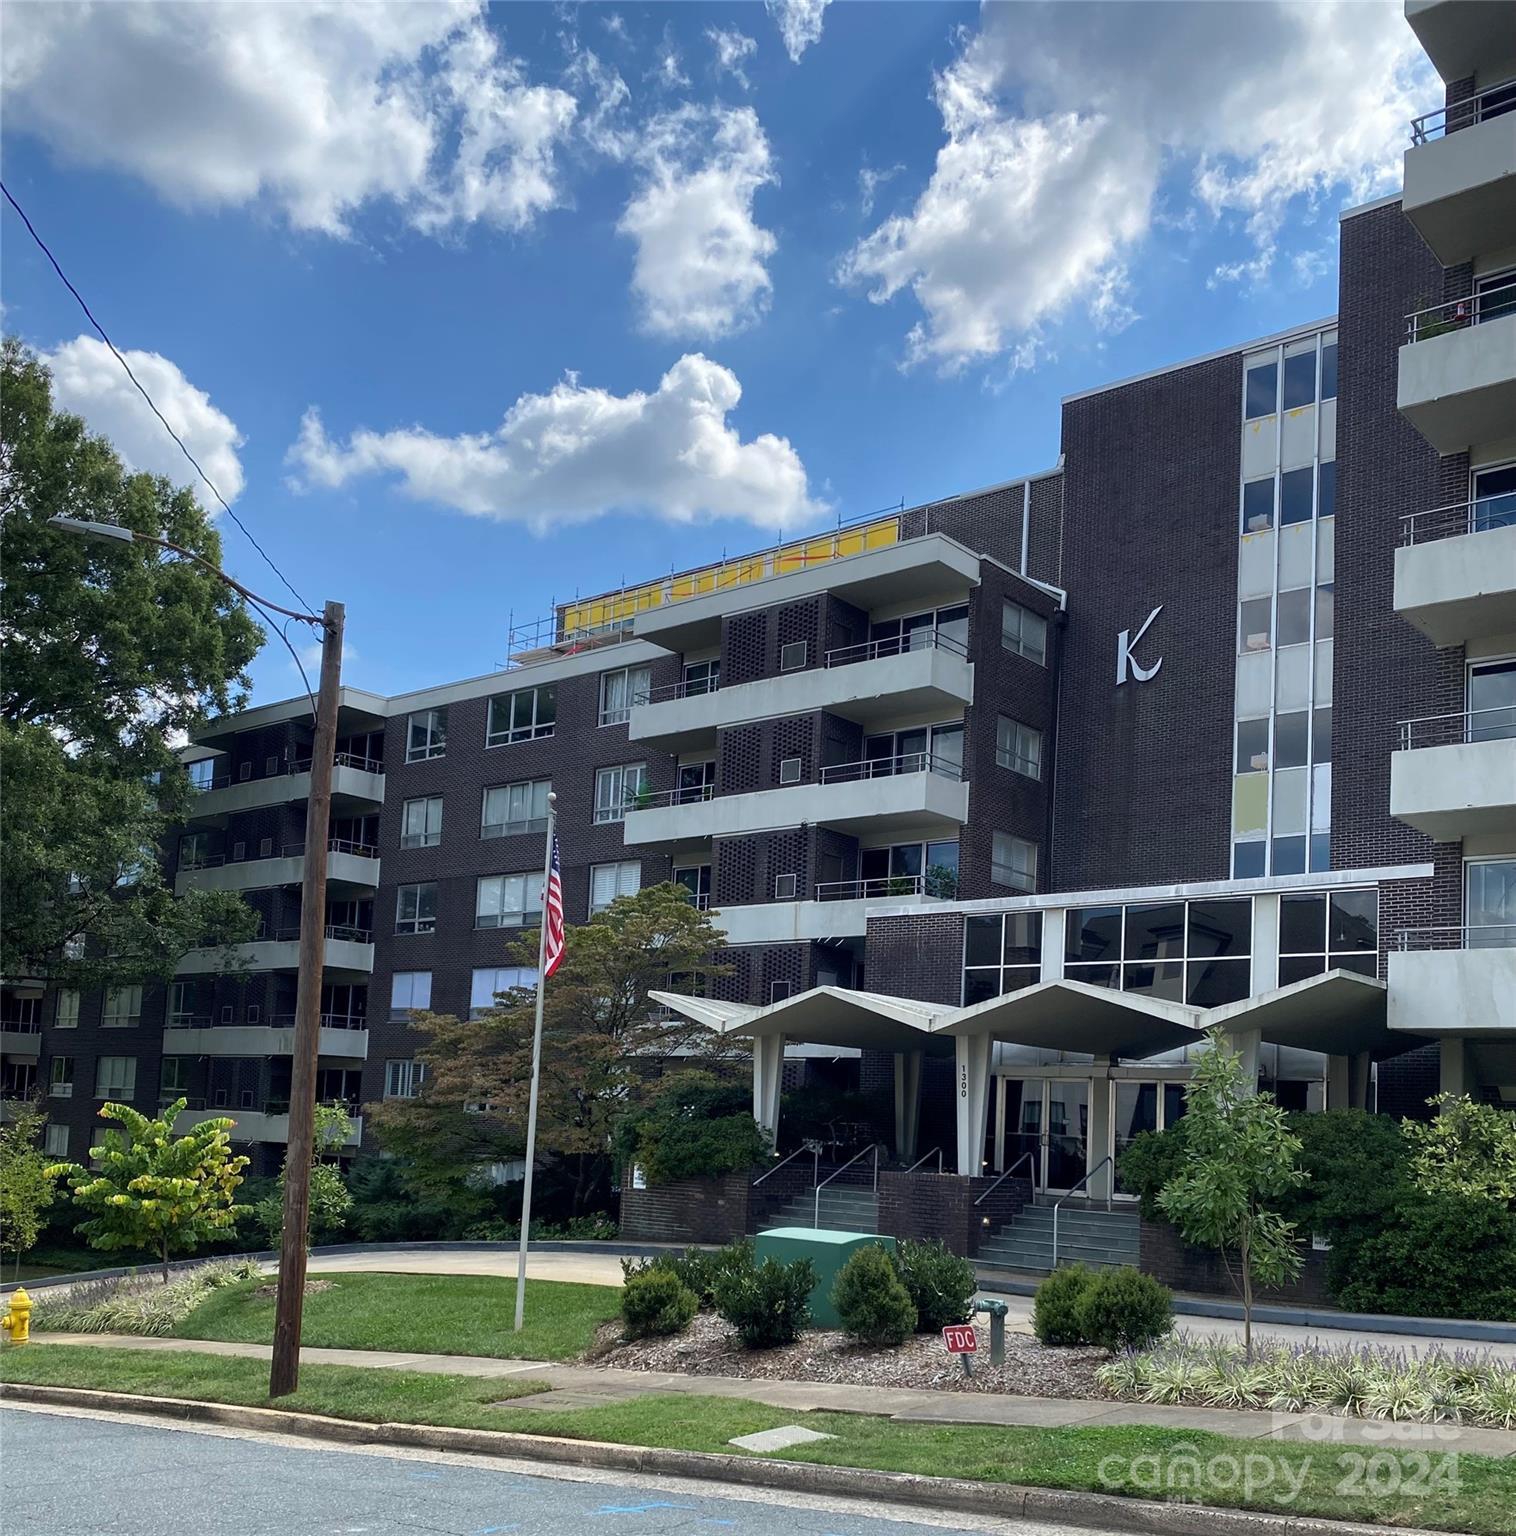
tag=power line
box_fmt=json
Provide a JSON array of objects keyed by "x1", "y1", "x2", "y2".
[{"x1": 1, "y1": 179, "x2": 316, "y2": 617}]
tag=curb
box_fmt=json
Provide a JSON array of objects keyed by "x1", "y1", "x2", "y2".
[{"x1": 0, "y1": 1382, "x2": 1441, "y2": 1536}]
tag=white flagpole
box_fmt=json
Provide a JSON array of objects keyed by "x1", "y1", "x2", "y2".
[{"x1": 514, "y1": 791, "x2": 557, "y2": 1332}]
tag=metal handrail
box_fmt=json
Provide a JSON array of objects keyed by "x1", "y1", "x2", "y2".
[
  {"x1": 814, "y1": 875, "x2": 926, "y2": 902},
  {"x1": 824, "y1": 630, "x2": 969, "y2": 668},
  {"x1": 1052, "y1": 1156, "x2": 1113, "y2": 1268},
  {"x1": 1404, "y1": 276, "x2": 1516, "y2": 343},
  {"x1": 815, "y1": 1141, "x2": 880, "y2": 1226},
  {"x1": 645, "y1": 675, "x2": 721, "y2": 704},
  {"x1": 974, "y1": 1151, "x2": 1036, "y2": 1207},
  {"x1": 1401, "y1": 496, "x2": 1516, "y2": 546},
  {"x1": 904, "y1": 1146, "x2": 943, "y2": 1175},
  {"x1": 274, "y1": 923, "x2": 373, "y2": 945},
  {"x1": 819, "y1": 751, "x2": 962, "y2": 785},
  {"x1": 752, "y1": 1143, "x2": 819, "y2": 1188},
  {"x1": 1410, "y1": 79, "x2": 1516, "y2": 144},
  {"x1": 191, "y1": 751, "x2": 384, "y2": 792},
  {"x1": 1396, "y1": 924, "x2": 1516, "y2": 952},
  {"x1": 1397, "y1": 704, "x2": 1516, "y2": 751},
  {"x1": 624, "y1": 783, "x2": 715, "y2": 812}
]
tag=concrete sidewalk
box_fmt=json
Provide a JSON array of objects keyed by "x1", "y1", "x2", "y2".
[{"x1": 27, "y1": 1330, "x2": 1516, "y2": 1459}]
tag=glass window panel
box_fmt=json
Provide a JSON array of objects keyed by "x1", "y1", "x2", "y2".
[
  {"x1": 1001, "y1": 965, "x2": 1039, "y2": 996},
  {"x1": 1066, "y1": 907, "x2": 1121, "y2": 963},
  {"x1": 1309, "y1": 831, "x2": 1331, "y2": 872},
  {"x1": 1245, "y1": 360, "x2": 1277, "y2": 419},
  {"x1": 1163, "y1": 1083, "x2": 1187, "y2": 1127},
  {"x1": 1312, "y1": 706, "x2": 1332, "y2": 765},
  {"x1": 1232, "y1": 838, "x2": 1266, "y2": 879},
  {"x1": 1188, "y1": 900, "x2": 1251, "y2": 958},
  {"x1": 1272, "y1": 834, "x2": 1307, "y2": 876},
  {"x1": 1279, "y1": 954, "x2": 1327, "y2": 986},
  {"x1": 1329, "y1": 890, "x2": 1378, "y2": 953},
  {"x1": 1186, "y1": 957, "x2": 1251, "y2": 1007},
  {"x1": 1320, "y1": 342, "x2": 1337, "y2": 400},
  {"x1": 962, "y1": 970, "x2": 1000, "y2": 1006},
  {"x1": 964, "y1": 915, "x2": 1002, "y2": 968},
  {"x1": 1236, "y1": 718, "x2": 1270, "y2": 772},
  {"x1": 1123, "y1": 961, "x2": 1186, "y2": 1001},
  {"x1": 926, "y1": 841, "x2": 959, "y2": 877},
  {"x1": 1064, "y1": 961, "x2": 1119, "y2": 991},
  {"x1": 1283, "y1": 350, "x2": 1317, "y2": 409},
  {"x1": 937, "y1": 604, "x2": 969, "y2": 649},
  {"x1": 1276, "y1": 710, "x2": 1309, "y2": 768},
  {"x1": 1277, "y1": 587, "x2": 1311, "y2": 646},
  {"x1": 1242, "y1": 477, "x2": 1275, "y2": 534},
  {"x1": 1317, "y1": 459, "x2": 1336, "y2": 520},
  {"x1": 1003, "y1": 912, "x2": 1041, "y2": 967},
  {"x1": 1336, "y1": 952, "x2": 1377, "y2": 978},
  {"x1": 1280, "y1": 894, "x2": 1327, "y2": 954},
  {"x1": 1280, "y1": 465, "x2": 1314, "y2": 525},
  {"x1": 890, "y1": 843, "x2": 924, "y2": 877},
  {"x1": 1314, "y1": 583, "x2": 1334, "y2": 641},
  {"x1": 1239, "y1": 597, "x2": 1272, "y2": 652},
  {"x1": 1124, "y1": 902, "x2": 1185, "y2": 962}
]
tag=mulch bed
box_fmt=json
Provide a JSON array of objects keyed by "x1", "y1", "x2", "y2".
[{"x1": 589, "y1": 1312, "x2": 1112, "y2": 1399}]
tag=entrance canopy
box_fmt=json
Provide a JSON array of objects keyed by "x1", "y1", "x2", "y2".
[
  {"x1": 650, "y1": 985, "x2": 950, "y2": 1052},
  {"x1": 939, "y1": 979, "x2": 1205, "y2": 1058},
  {"x1": 1207, "y1": 969, "x2": 1413, "y2": 1058}
]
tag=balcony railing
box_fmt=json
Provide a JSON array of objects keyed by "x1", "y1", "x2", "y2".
[
  {"x1": 0, "y1": 1019, "x2": 42, "y2": 1034},
  {"x1": 644, "y1": 676, "x2": 721, "y2": 703},
  {"x1": 1401, "y1": 496, "x2": 1516, "y2": 545},
  {"x1": 273, "y1": 924, "x2": 374, "y2": 945},
  {"x1": 165, "y1": 1013, "x2": 214, "y2": 1029},
  {"x1": 816, "y1": 875, "x2": 925, "y2": 902},
  {"x1": 824, "y1": 630, "x2": 968, "y2": 668},
  {"x1": 1398, "y1": 705, "x2": 1516, "y2": 751},
  {"x1": 190, "y1": 751, "x2": 384, "y2": 793},
  {"x1": 1396, "y1": 924, "x2": 1516, "y2": 951},
  {"x1": 1405, "y1": 276, "x2": 1516, "y2": 343},
  {"x1": 161, "y1": 1094, "x2": 208, "y2": 1110},
  {"x1": 625, "y1": 783, "x2": 716, "y2": 811},
  {"x1": 820, "y1": 751, "x2": 962, "y2": 785},
  {"x1": 1410, "y1": 79, "x2": 1516, "y2": 144}
]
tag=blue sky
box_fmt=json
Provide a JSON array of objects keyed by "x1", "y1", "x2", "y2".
[{"x1": 1, "y1": 1, "x2": 1436, "y2": 704}]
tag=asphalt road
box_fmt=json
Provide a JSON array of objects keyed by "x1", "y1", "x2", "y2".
[{"x1": 0, "y1": 1406, "x2": 1083, "y2": 1536}]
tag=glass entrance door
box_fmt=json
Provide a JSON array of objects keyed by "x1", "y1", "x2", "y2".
[{"x1": 998, "y1": 1079, "x2": 1092, "y2": 1193}]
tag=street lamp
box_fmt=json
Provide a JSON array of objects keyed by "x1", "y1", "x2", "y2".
[{"x1": 48, "y1": 514, "x2": 344, "y2": 1399}]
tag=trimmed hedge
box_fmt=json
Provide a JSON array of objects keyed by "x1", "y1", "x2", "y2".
[
  {"x1": 833, "y1": 1244, "x2": 916, "y2": 1346},
  {"x1": 713, "y1": 1255, "x2": 815, "y2": 1348},
  {"x1": 621, "y1": 1268, "x2": 698, "y2": 1339},
  {"x1": 894, "y1": 1239, "x2": 975, "y2": 1333}
]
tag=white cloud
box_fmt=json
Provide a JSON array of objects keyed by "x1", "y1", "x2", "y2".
[
  {"x1": 766, "y1": 0, "x2": 832, "y2": 63},
  {"x1": 653, "y1": 31, "x2": 690, "y2": 91},
  {"x1": 2, "y1": 2, "x2": 577, "y2": 237},
  {"x1": 707, "y1": 26, "x2": 758, "y2": 90},
  {"x1": 45, "y1": 336, "x2": 245, "y2": 505},
  {"x1": 858, "y1": 163, "x2": 904, "y2": 218},
  {"x1": 294, "y1": 637, "x2": 359, "y2": 675},
  {"x1": 618, "y1": 105, "x2": 779, "y2": 340},
  {"x1": 840, "y1": 1, "x2": 1437, "y2": 371},
  {"x1": 288, "y1": 353, "x2": 821, "y2": 533}
]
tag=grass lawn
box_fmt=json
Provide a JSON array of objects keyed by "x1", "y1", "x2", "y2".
[
  {"x1": 169, "y1": 1274, "x2": 620, "y2": 1362},
  {"x1": 4, "y1": 1344, "x2": 1513, "y2": 1535}
]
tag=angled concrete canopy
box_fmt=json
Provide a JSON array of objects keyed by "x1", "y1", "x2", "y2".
[
  {"x1": 1208, "y1": 969, "x2": 1409, "y2": 1057},
  {"x1": 648, "y1": 991, "x2": 757, "y2": 1036},
  {"x1": 727, "y1": 986, "x2": 950, "y2": 1051}
]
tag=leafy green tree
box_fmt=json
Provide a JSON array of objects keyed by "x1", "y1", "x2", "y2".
[
  {"x1": 1157, "y1": 1028, "x2": 1308, "y2": 1358},
  {"x1": 611, "y1": 1070, "x2": 769, "y2": 1184},
  {"x1": 1404, "y1": 1094, "x2": 1516, "y2": 1208},
  {"x1": 47, "y1": 1097, "x2": 250, "y2": 1281},
  {"x1": 0, "y1": 1100, "x2": 61, "y2": 1274},
  {"x1": 257, "y1": 1103, "x2": 354, "y2": 1247},
  {"x1": 1, "y1": 338, "x2": 262, "y2": 989}
]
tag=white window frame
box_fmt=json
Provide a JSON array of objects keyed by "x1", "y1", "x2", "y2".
[
  {"x1": 475, "y1": 872, "x2": 543, "y2": 929},
  {"x1": 400, "y1": 795, "x2": 443, "y2": 849},
  {"x1": 406, "y1": 708, "x2": 447, "y2": 763},
  {"x1": 470, "y1": 966, "x2": 538, "y2": 1016},
  {"x1": 487, "y1": 685, "x2": 555, "y2": 747},
  {"x1": 383, "y1": 1059, "x2": 427, "y2": 1100},
  {"x1": 481, "y1": 778, "x2": 551, "y2": 839},
  {"x1": 991, "y1": 832, "x2": 1038, "y2": 893},
  {"x1": 49, "y1": 1055, "x2": 74, "y2": 1098},
  {"x1": 390, "y1": 971, "x2": 433, "y2": 1016},
  {"x1": 95, "y1": 1055, "x2": 137, "y2": 1100},
  {"x1": 591, "y1": 860, "x2": 641, "y2": 913},
  {"x1": 54, "y1": 990, "x2": 80, "y2": 1029},
  {"x1": 102, "y1": 985, "x2": 142, "y2": 1029},
  {"x1": 598, "y1": 665, "x2": 652, "y2": 726},
  {"x1": 44, "y1": 1123, "x2": 69, "y2": 1157},
  {"x1": 395, "y1": 882, "x2": 438, "y2": 936},
  {"x1": 594, "y1": 762, "x2": 648, "y2": 824},
  {"x1": 996, "y1": 716, "x2": 1042, "y2": 780},
  {"x1": 1001, "y1": 601, "x2": 1047, "y2": 666}
]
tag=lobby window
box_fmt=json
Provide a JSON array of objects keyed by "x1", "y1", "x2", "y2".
[
  {"x1": 486, "y1": 685, "x2": 555, "y2": 747},
  {"x1": 384, "y1": 1060, "x2": 427, "y2": 1100},
  {"x1": 49, "y1": 1055, "x2": 74, "y2": 1098},
  {"x1": 395, "y1": 882, "x2": 437, "y2": 935},
  {"x1": 1001, "y1": 601, "x2": 1047, "y2": 666},
  {"x1": 481, "y1": 778, "x2": 550, "y2": 839},
  {"x1": 1244, "y1": 358, "x2": 1277, "y2": 420},
  {"x1": 406, "y1": 708, "x2": 447, "y2": 763},
  {"x1": 599, "y1": 665, "x2": 651, "y2": 726},
  {"x1": 1065, "y1": 898, "x2": 1251, "y2": 1006},
  {"x1": 1278, "y1": 890, "x2": 1378, "y2": 985},
  {"x1": 390, "y1": 971, "x2": 432, "y2": 1018},
  {"x1": 1242, "y1": 477, "x2": 1274, "y2": 534},
  {"x1": 102, "y1": 986, "x2": 142, "y2": 1029},
  {"x1": 54, "y1": 990, "x2": 80, "y2": 1029},
  {"x1": 476, "y1": 872, "x2": 542, "y2": 929},
  {"x1": 471, "y1": 966, "x2": 537, "y2": 1017},
  {"x1": 400, "y1": 795, "x2": 443, "y2": 849},
  {"x1": 991, "y1": 832, "x2": 1037, "y2": 893},
  {"x1": 996, "y1": 716, "x2": 1042, "y2": 780},
  {"x1": 591, "y1": 860, "x2": 641, "y2": 913},
  {"x1": 594, "y1": 762, "x2": 648, "y2": 823},
  {"x1": 95, "y1": 1055, "x2": 137, "y2": 1100},
  {"x1": 44, "y1": 1123, "x2": 69, "y2": 1158},
  {"x1": 962, "y1": 912, "x2": 1043, "y2": 1005}
]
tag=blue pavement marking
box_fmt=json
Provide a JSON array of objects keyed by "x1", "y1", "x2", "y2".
[{"x1": 592, "y1": 1503, "x2": 697, "y2": 1515}]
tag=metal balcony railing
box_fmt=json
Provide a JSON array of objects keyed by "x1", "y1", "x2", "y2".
[
  {"x1": 1410, "y1": 79, "x2": 1516, "y2": 144},
  {"x1": 190, "y1": 751, "x2": 384, "y2": 793},
  {"x1": 819, "y1": 751, "x2": 962, "y2": 785},
  {"x1": 273, "y1": 924, "x2": 374, "y2": 945},
  {"x1": 824, "y1": 629, "x2": 968, "y2": 668},
  {"x1": 264, "y1": 1014, "x2": 370, "y2": 1031},
  {"x1": 1396, "y1": 924, "x2": 1516, "y2": 951},
  {"x1": 281, "y1": 838, "x2": 380, "y2": 860},
  {"x1": 1401, "y1": 496, "x2": 1516, "y2": 545},
  {"x1": 816, "y1": 875, "x2": 925, "y2": 902},
  {"x1": 165, "y1": 1013, "x2": 215, "y2": 1029},
  {"x1": 644, "y1": 675, "x2": 721, "y2": 703},
  {"x1": 0, "y1": 1018, "x2": 42, "y2": 1034},
  {"x1": 1405, "y1": 276, "x2": 1516, "y2": 343},
  {"x1": 624, "y1": 783, "x2": 716, "y2": 812},
  {"x1": 1398, "y1": 705, "x2": 1516, "y2": 751}
]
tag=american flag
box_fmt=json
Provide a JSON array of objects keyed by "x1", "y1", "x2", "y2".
[{"x1": 543, "y1": 834, "x2": 566, "y2": 979}]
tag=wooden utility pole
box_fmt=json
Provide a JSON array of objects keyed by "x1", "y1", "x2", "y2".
[{"x1": 269, "y1": 599, "x2": 345, "y2": 1399}]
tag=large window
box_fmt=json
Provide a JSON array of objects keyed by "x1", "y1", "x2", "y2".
[
  {"x1": 390, "y1": 971, "x2": 432, "y2": 1017},
  {"x1": 1065, "y1": 899, "x2": 1252, "y2": 1006},
  {"x1": 471, "y1": 966, "x2": 538, "y2": 1016},
  {"x1": 406, "y1": 708, "x2": 447, "y2": 763},
  {"x1": 591, "y1": 860, "x2": 641, "y2": 913},
  {"x1": 1466, "y1": 859, "x2": 1516, "y2": 948},
  {"x1": 682, "y1": 658, "x2": 720, "y2": 695},
  {"x1": 400, "y1": 795, "x2": 443, "y2": 849},
  {"x1": 674, "y1": 864, "x2": 712, "y2": 908},
  {"x1": 49, "y1": 1055, "x2": 74, "y2": 1098},
  {"x1": 482, "y1": 778, "x2": 551, "y2": 838},
  {"x1": 858, "y1": 840, "x2": 959, "y2": 898},
  {"x1": 963, "y1": 913, "x2": 1043, "y2": 1004},
  {"x1": 383, "y1": 1060, "x2": 427, "y2": 1100},
  {"x1": 95, "y1": 1055, "x2": 137, "y2": 1099},
  {"x1": 475, "y1": 872, "x2": 543, "y2": 929},
  {"x1": 1468, "y1": 658, "x2": 1516, "y2": 742},
  {"x1": 395, "y1": 882, "x2": 437, "y2": 935},
  {"x1": 863, "y1": 722, "x2": 963, "y2": 778},
  {"x1": 1278, "y1": 890, "x2": 1377, "y2": 984},
  {"x1": 44, "y1": 1123, "x2": 69, "y2": 1157},
  {"x1": 996, "y1": 716, "x2": 1042, "y2": 780},
  {"x1": 487, "y1": 686, "x2": 555, "y2": 746},
  {"x1": 102, "y1": 986, "x2": 142, "y2": 1029},
  {"x1": 1002, "y1": 601, "x2": 1047, "y2": 665},
  {"x1": 992, "y1": 832, "x2": 1038, "y2": 893},
  {"x1": 594, "y1": 762, "x2": 648, "y2": 823},
  {"x1": 54, "y1": 990, "x2": 80, "y2": 1029},
  {"x1": 1472, "y1": 461, "x2": 1516, "y2": 534},
  {"x1": 1244, "y1": 357, "x2": 1277, "y2": 420},
  {"x1": 599, "y1": 665, "x2": 651, "y2": 726},
  {"x1": 869, "y1": 603, "x2": 969, "y2": 656}
]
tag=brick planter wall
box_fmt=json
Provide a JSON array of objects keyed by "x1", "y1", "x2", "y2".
[
  {"x1": 1140, "y1": 1217, "x2": 1332, "y2": 1307},
  {"x1": 878, "y1": 1170, "x2": 1032, "y2": 1257},
  {"x1": 618, "y1": 1171, "x2": 753, "y2": 1246}
]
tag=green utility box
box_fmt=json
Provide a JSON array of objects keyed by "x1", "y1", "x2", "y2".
[{"x1": 755, "y1": 1226, "x2": 896, "y2": 1329}]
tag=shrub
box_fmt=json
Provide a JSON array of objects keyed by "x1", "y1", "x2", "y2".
[
  {"x1": 713, "y1": 1254, "x2": 815, "y2": 1348},
  {"x1": 1032, "y1": 1263, "x2": 1097, "y2": 1346},
  {"x1": 34, "y1": 1258, "x2": 262, "y2": 1336},
  {"x1": 832, "y1": 1244, "x2": 916, "y2": 1346},
  {"x1": 621, "y1": 1267, "x2": 698, "y2": 1339},
  {"x1": 894, "y1": 1239, "x2": 975, "y2": 1332},
  {"x1": 1117, "y1": 1121, "x2": 1191, "y2": 1222},
  {"x1": 621, "y1": 1238, "x2": 752, "y2": 1309},
  {"x1": 1075, "y1": 1266, "x2": 1174, "y2": 1352},
  {"x1": 613, "y1": 1073, "x2": 771, "y2": 1184}
]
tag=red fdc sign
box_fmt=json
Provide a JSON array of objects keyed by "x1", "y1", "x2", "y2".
[{"x1": 942, "y1": 1324, "x2": 977, "y2": 1354}]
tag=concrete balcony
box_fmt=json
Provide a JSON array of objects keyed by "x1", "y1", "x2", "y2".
[
  {"x1": 176, "y1": 1105, "x2": 363, "y2": 1146},
  {"x1": 185, "y1": 756, "x2": 385, "y2": 824},
  {"x1": 162, "y1": 1020, "x2": 369, "y2": 1061},
  {"x1": 1388, "y1": 931, "x2": 1516, "y2": 1038},
  {"x1": 1398, "y1": 308, "x2": 1516, "y2": 454},
  {"x1": 629, "y1": 633, "x2": 974, "y2": 752},
  {"x1": 714, "y1": 878, "x2": 947, "y2": 945},
  {"x1": 176, "y1": 843, "x2": 381, "y2": 898},
  {"x1": 1405, "y1": 2, "x2": 1516, "y2": 85},
  {"x1": 0, "y1": 1026, "x2": 42, "y2": 1061},
  {"x1": 624, "y1": 754, "x2": 969, "y2": 845},
  {"x1": 174, "y1": 929, "x2": 375, "y2": 979},
  {"x1": 1390, "y1": 711, "x2": 1516, "y2": 839},
  {"x1": 1395, "y1": 501, "x2": 1516, "y2": 645},
  {"x1": 1403, "y1": 84, "x2": 1516, "y2": 265}
]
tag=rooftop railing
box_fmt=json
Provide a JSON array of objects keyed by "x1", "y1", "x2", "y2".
[
  {"x1": 820, "y1": 751, "x2": 963, "y2": 785},
  {"x1": 1410, "y1": 79, "x2": 1516, "y2": 144},
  {"x1": 1401, "y1": 496, "x2": 1516, "y2": 546},
  {"x1": 1398, "y1": 705, "x2": 1516, "y2": 751},
  {"x1": 824, "y1": 629, "x2": 968, "y2": 669},
  {"x1": 1395, "y1": 924, "x2": 1516, "y2": 951}
]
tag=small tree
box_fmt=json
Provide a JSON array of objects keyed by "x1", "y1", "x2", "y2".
[
  {"x1": 1157, "y1": 1029, "x2": 1307, "y2": 1358},
  {"x1": 258, "y1": 1103, "x2": 354, "y2": 1247},
  {"x1": 48, "y1": 1097, "x2": 250, "y2": 1282},
  {"x1": 1404, "y1": 1095, "x2": 1516, "y2": 1209},
  {"x1": 0, "y1": 1100, "x2": 61, "y2": 1276}
]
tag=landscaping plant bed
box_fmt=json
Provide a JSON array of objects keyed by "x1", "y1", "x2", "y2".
[{"x1": 591, "y1": 1312, "x2": 1112, "y2": 1398}]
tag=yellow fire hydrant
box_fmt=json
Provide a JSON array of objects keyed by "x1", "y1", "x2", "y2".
[{"x1": 2, "y1": 1287, "x2": 33, "y2": 1346}]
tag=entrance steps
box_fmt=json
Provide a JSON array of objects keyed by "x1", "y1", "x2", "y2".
[
  {"x1": 978, "y1": 1202, "x2": 1140, "y2": 1275},
  {"x1": 765, "y1": 1186, "x2": 880, "y2": 1234}
]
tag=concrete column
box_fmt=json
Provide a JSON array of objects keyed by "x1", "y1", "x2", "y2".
[
  {"x1": 1230, "y1": 1026, "x2": 1262, "y2": 1092},
  {"x1": 1439, "y1": 1037, "x2": 1468, "y2": 1099},
  {"x1": 1088, "y1": 1071, "x2": 1113, "y2": 1200},
  {"x1": 752, "y1": 1033, "x2": 785, "y2": 1142},
  {"x1": 1349, "y1": 1051, "x2": 1372, "y2": 1110},
  {"x1": 954, "y1": 1033, "x2": 993, "y2": 1176},
  {"x1": 1326, "y1": 1054, "x2": 1350, "y2": 1109},
  {"x1": 1253, "y1": 893, "x2": 1281, "y2": 994},
  {"x1": 893, "y1": 1050, "x2": 923, "y2": 1165}
]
